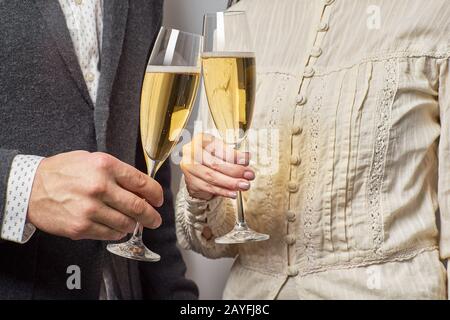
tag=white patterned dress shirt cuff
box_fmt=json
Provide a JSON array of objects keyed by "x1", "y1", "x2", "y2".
[{"x1": 1, "y1": 155, "x2": 44, "y2": 244}]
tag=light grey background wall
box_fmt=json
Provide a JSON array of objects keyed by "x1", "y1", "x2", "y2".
[{"x1": 163, "y1": 0, "x2": 234, "y2": 300}]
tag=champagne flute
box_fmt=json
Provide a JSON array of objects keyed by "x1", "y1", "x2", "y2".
[
  {"x1": 202, "y1": 12, "x2": 269, "y2": 244},
  {"x1": 107, "y1": 27, "x2": 202, "y2": 261}
]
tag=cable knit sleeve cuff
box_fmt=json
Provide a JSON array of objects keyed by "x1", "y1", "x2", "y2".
[
  {"x1": 182, "y1": 187, "x2": 226, "y2": 231},
  {"x1": 175, "y1": 176, "x2": 238, "y2": 258}
]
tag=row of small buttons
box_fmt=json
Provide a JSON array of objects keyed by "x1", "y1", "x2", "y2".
[{"x1": 284, "y1": 0, "x2": 335, "y2": 279}]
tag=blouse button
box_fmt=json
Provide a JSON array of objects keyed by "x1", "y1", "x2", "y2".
[
  {"x1": 285, "y1": 234, "x2": 297, "y2": 245},
  {"x1": 286, "y1": 211, "x2": 296, "y2": 222},
  {"x1": 311, "y1": 46, "x2": 322, "y2": 58},
  {"x1": 318, "y1": 22, "x2": 329, "y2": 32},
  {"x1": 287, "y1": 266, "x2": 299, "y2": 277},
  {"x1": 290, "y1": 155, "x2": 301, "y2": 166},
  {"x1": 296, "y1": 94, "x2": 307, "y2": 106},
  {"x1": 303, "y1": 66, "x2": 315, "y2": 78},
  {"x1": 288, "y1": 182, "x2": 299, "y2": 193},
  {"x1": 292, "y1": 126, "x2": 303, "y2": 135}
]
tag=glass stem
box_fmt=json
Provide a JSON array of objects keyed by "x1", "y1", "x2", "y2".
[
  {"x1": 131, "y1": 158, "x2": 158, "y2": 239},
  {"x1": 236, "y1": 190, "x2": 247, "y2": 228},
  {"x1": 132, "y1": 223, "x2": 144, "y2": 240},
  {"x1": 234, "y1": 142, "x2": 247, "y2": 229}
]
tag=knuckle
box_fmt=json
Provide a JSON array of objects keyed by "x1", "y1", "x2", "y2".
[
  {"x1": 83, "y1": 202, "x2": 99, "y2": 217},
  {"x1": 188, "y1": 187, "x2": 204, "y2": 199},
  {"x1": 131, "y1": 197, "x2": 147, "y2": 216},
  {"x1": 91, "y1": 152, "x2": 113, "y2": 170},
  {"x1": 204, "y1": 170, "x2": 216, "y2": 185},
  {"x1": 87, "y1": 179, "x2": 108, "y2": 196},
  {"x1": 186, "y1": 184, "x2": 197, "y2": 195},
  {"x1": 69, "y1": 221, "x2": 90, "y2": 240},
  {"x1": 135, "y1": 173, "x2": 148, "y2": 189},
  {"x1": 209, "y1": 160, "x2": 223, "y2": 172}
]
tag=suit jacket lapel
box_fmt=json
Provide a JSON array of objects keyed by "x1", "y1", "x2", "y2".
[
  {"x1": 34, "y1": 0, "x2": 94, "y2": 109},
  {"x1": 95, "y1": 0, "x2": 130, "y2": 151}
]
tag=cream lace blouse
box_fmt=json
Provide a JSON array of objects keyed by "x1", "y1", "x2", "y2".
[{"x1": 176, "y1": 0, "x2": 450, "y2": 299}]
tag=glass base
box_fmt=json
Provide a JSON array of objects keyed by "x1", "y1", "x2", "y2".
[
  {"x1": 215, "y1": 223, "x2": 270, "y2": 244},
  {"x1": 106, "y1": 237, "x2": 161, "y2": 262}
]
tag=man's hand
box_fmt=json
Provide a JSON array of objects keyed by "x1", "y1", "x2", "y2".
[
  {"x1": 28, "y1": 151, "x2": 163, "y2": 241},
  {"x1": 181, "y1": 134, "x2": 255, "y2": 201}
]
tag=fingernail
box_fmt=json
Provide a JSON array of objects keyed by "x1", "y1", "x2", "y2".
[
  {"x1": 243, "y1": 170, "x2": 255, "y2": 180},
  {"x1": 238, "y1": 181, "x2": 250, "y2": 190},
  {"x1": 228, "y1": 191, "x2": 237, "y2": 198}
]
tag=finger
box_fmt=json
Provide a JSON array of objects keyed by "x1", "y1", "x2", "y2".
[
  {"x1": 113, "y1": 161, "x2": 163, "y2": 207},
  {"x1": 188, "y1": 134, "x2": 250, "y2": 165},
  {"x1": 200, "y1": 149, "x2": 255, "y2": 180},
  {"x1": 185, "y1": 163, "x2": 251, "y2": 192},
  {"x1": 84, "y1": 223, "x2": 127, "y2": 241},
  {"x1": 202, "y1": 135, "x2": 250, "y2": 165},
  {"x1": 186, "y1": 172, "x2": 238, "y2": 199},
  {"x1": 104, "y1": 185, "x2": 162, "y2": 229},
  {"x1": 91, "y1": 204, "x2": 136, "y2": 234}
]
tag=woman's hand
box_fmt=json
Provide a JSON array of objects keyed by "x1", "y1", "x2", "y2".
[{"x1": 181, "y1": 134, "x2": 255, "y2": 201}]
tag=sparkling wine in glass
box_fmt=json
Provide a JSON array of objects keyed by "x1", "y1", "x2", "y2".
[
  {"x1": 202, "y1": 12, "x2": 269, "y2": 244},
  {"x1": 107, "y1": 27, "x2": 202, "y2": 261}
]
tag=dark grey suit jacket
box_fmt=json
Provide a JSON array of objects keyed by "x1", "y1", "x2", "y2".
[{"x1": 0, "y1": 0, "x2": 198, "y2": 300}]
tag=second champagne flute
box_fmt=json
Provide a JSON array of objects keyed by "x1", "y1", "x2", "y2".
[
  {"x1": 202, "y1": 11, "x2": 270, "y2": 244},
  {"x1": 107, "y1": 27, "x2": 202, "y2": 261}
]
